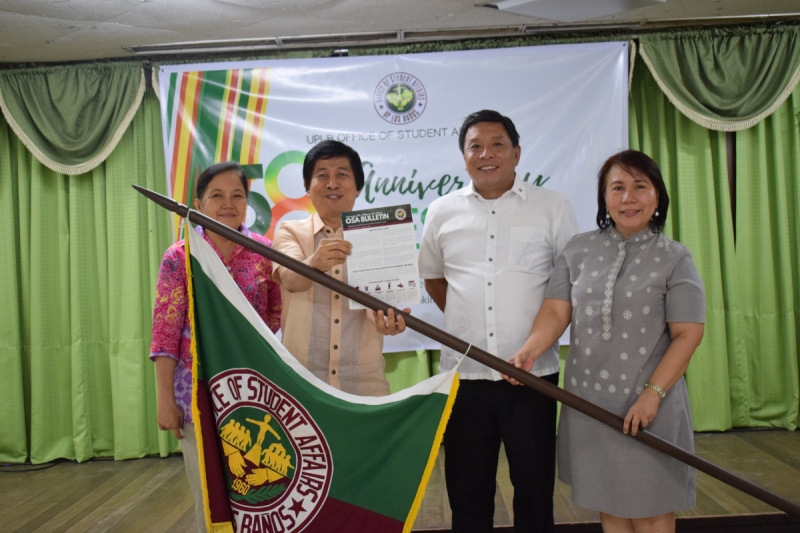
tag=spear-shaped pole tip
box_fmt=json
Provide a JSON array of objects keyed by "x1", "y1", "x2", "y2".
[{"x1": 132, "y1": 185, "x2": 189, "y2": 217}]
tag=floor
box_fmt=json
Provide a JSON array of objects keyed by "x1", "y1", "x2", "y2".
[{"x1": 2, "y1": 430, "x2": 799, "y2": 532}]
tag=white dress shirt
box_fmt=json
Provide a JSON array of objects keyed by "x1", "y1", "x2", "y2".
[{"x1": 418, "y1": 175, "x2": 579, "y2": 380}]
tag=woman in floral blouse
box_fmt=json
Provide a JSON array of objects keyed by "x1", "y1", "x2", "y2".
[
  {"x1": 507, "y1": 150, "x2": 705, "y2": 533},
  {"x1": 149, "y1": 161, "x2": 281, "y2": 532}
]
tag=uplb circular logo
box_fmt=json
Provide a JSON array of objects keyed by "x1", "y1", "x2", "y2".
[
  {"x1": 374, "y1": 72, "x2": 427, "y2": 124},
  {"x1": 211, "y1": 369, "x2": 332, "y2": 532}
]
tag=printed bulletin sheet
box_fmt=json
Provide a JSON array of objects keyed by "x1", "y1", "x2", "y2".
[{"x1": 341, "y1": 205, "x2": 421, "y2": 310}]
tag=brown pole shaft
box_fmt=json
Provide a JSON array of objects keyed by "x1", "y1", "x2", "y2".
[{"x1": 135, "y1": 185, "x2": 800, "y2": 519}]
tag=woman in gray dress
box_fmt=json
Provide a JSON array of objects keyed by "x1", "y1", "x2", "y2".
[{"x1": 506, "y1": 150, "x2": 705, "y2": 533}]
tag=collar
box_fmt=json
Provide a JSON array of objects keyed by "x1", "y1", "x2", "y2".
[
  {"x1": 195, "y1": 224, "x2": 250, "y2": 238},
  {"x1": 311, "y1": 212, "x2": 342, "y2": 236},
  {"x1": 196, "y1": 224, "x2": 249, "y2": 261},
  {"x1": 606, "y1": 225, "x2": 657, "y2": 243},
  {"x1": 457, "y1": 174, "x2": 527, "y2": 201},
  {"x1": 311, "y1": 212, "x2": 326, "y2": 235}
]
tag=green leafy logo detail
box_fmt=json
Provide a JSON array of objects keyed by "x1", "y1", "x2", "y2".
[{"x1": 386, "y1": 84, "x2": 415, "y2": 112}]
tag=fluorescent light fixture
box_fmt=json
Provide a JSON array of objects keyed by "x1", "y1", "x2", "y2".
[
  {"x1": 127, "y1": 31, "x2": 400, "y2": 55},
  {"x1": 493, "y1": 0, "x2": 667, "y2": 22}
]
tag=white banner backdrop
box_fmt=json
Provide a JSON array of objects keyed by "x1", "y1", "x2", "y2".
[{"x1": 159, "y1": 42, "x2": 629, "y2": 352}]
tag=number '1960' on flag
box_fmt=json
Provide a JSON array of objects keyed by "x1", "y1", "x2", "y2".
[{"x1": 184, "y1": 227, "x2": 459, "y2": 533}]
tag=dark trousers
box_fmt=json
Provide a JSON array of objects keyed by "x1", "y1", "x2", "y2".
[{"x1": 443, "y1": 375, "x2": 559, "y2": 533}]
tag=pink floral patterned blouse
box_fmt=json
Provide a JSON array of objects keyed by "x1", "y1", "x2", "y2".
[{"x1": 149, "y1": 226, "x2": 281, "y2": 423}]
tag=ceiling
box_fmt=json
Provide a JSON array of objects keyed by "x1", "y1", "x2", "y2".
[{"x1": 0, "y1": 0, "x2": 798, "y2": 64}]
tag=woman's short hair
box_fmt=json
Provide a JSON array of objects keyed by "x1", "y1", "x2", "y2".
[
  {"x1": 196, "y1": 161, "x2": 249, "y2": 200},
  {"x1": 596, "y1": 150, "x2": 669, "y2": 232},
  {"x1": 457, "y1": 109, "x2": 520, "y2": 153},
  {"x1": 302, "y1": 140, "x2": 365, "y2": 192}
]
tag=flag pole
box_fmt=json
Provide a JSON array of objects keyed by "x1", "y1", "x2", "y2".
[{"x1": 135, "y1": 185, "x2": 800, "y2": 519}]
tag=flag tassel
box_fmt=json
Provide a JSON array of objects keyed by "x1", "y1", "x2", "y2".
[
  {"x1": 185, "y1": 226, "x2": 236, "y2": 533},
  {"x1": 402, "y1": 375, "x2": 459, "y2": 533}
]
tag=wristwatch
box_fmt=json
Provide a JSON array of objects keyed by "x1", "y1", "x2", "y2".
[{"x1": 644, "y1": 382, "x2": 666, "y2": 399}]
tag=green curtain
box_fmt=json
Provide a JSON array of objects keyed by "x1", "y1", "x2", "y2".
[
  {"x1": 639, "y1": 26, "x2": 800, "y2": 131},
  {"x1": 384, "y1": 350, "x2": 435, "y2": 393},
  {"x1": 0, "y1": 63, "x2": 145, "y2": 175},
  {"x1": 0, "y1": 92, "x2": 178, "y2": 463},
  {"x1": 631, "y1": 54, "x2": 800, "y2": 431},
  {"x1": 629, "y1": 55, "x2": 742, "y2": 431},
  {"x1": 734, "y1": 84, "x2": 800, "y2": 429}
]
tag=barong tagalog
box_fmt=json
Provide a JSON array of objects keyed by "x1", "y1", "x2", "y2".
[{"x1": 340, "y1": 204, "x2": 421, "y2": 311}]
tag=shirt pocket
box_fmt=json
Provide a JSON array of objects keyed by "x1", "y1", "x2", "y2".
[{"x1": 508, "y1": 227, "x2": 550, "y2": 270}]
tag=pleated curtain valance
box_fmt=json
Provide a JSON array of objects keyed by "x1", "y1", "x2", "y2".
[
  {"x1": 0, "y1": 63, "x2": 145, "y2": 175},
  {"x1": 639, "y1": 25, "x2": 800, "y2": 131}
]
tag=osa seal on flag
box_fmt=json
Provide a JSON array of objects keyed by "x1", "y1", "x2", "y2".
[
  {"x1": 185, "y1": 224, "x2": 458, "y2": 533},
  {"x1": 211, "y1": 369, "x2": 332, "y2": 532},
  {"x1": 373, "y1": 73, "x2": 427, "y2": 124}
]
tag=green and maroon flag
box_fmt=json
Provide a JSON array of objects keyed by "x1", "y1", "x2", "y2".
[{"x1": 184, "y1": 227, "x2": 459, "y2": 533}]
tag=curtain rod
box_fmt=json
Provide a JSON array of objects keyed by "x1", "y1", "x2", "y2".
[{"x1": 126, "y1": 14, "x2": 800, "y2": 56}]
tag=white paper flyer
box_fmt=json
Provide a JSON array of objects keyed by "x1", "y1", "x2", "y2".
[{"x1": 341, "y1": 204, "x2": 421, "y2": 310}]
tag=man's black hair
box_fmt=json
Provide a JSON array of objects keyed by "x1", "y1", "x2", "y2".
[
  {"x1": 303, "y1": 140, "x2": 365, "y2": 191},
  {"x1": 458, "y1": 110, "x2": 520, "y2": 153}
]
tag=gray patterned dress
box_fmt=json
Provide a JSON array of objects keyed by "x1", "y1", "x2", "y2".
[{"x1": 546, "y1": 226, "x2": 705, "y2": 518}]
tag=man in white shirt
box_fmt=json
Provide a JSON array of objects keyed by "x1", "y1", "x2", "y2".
[{"x1": 418, "y1": 110, "x2": 578, "y2": 532}]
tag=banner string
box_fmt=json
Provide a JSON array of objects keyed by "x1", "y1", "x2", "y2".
[{"x1": 453, "y1": 343, "x2": 471, "y2": 371}]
